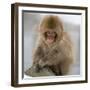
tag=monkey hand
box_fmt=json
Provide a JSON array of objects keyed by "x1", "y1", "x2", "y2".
[
  {"x1": 38, "y1": 59, "x2": 47, "y2": 68},
  {"x1": 33, "y1": 64, "x2": 42, "y2": 72}
]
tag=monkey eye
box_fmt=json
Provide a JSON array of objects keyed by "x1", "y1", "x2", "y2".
[
  {"x1": 46, "y1": 31, "x2": 51, "y2": 34},
  {"x1": 46, "y1": 31, "x2": 55, "y2": 35}
]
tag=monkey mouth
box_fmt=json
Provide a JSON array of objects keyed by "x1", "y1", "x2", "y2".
[
  {"x1": 44, "y1": 32, "x2": 57, "y2": 43},
  {"x1": 46, "y1": 36, "x2": 55, "y2": 43}
]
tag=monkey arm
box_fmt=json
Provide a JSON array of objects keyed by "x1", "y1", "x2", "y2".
[
  {"x1": 38, "y1": 48, "x2": 63, "y2": 66},
  {"x1": 32, "y1": 46, "x2": 58, "y2": 71},
  {"x1": 33, "y1": 46, "x2": 44, "y2": 64},
  {"x1": 32, "y1": 46, "x2": 45, "y2": 71},
  {"x1": 39, "y1": 44, "x2": 73, "y2": 67}
]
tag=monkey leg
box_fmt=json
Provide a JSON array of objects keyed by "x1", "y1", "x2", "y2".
[
  {"x1": 60, "y1": 59, "x2": 72, "y2": 75},
  {"x1": 49, "y1": 64, "x2": 62, "y2": 76}
]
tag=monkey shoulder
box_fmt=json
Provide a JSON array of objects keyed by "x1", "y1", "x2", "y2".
[
  {"x1": 62, "y1": 32, "x2": 73, "y2": 44},
  {"x1": 58, "y1": 32, "x2": 73, "y2": 56},
  {"x1": 60, "y1": 32, "x2": 73, "y2": 47}
]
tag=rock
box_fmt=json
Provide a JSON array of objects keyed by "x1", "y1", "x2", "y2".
[{"x1": 25, "y1": 66, "x2": 55, "y2": 77}]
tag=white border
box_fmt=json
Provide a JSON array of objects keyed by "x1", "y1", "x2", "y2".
[{"x1": 18, "y1": 6, "x2": 86, "y2": 84}]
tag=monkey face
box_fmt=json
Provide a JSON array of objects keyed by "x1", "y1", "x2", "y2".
[{"x1": 44, "y1": 29, "x2": 57, "y2": 44}]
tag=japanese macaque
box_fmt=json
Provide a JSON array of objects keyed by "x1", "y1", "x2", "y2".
[{"x1": 32, "y1": 15, "x2": 73, "y2": 75}]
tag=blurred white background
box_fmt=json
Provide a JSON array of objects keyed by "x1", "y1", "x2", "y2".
[
  {"x1": 0, "y1": 0, "x2": 89, "y2": 90},
  {"x1": 23, "y1": 12, "x2": 81, "y2": 75}
]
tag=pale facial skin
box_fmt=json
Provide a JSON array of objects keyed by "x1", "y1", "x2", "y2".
[{"x1": 45, "y1": 30, "x2": 57, "y2": 44}]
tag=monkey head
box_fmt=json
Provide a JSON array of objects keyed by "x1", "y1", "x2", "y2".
[
  {"x1": 39, "y1": 15, "x2": 64, "y2": 45},
  {"x1": 44, "y1": 30, "x2": 57, "y2": 44}
]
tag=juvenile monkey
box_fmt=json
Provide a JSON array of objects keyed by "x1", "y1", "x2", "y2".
[{"x1": 33, "y1": 15, "x2": 73, "y2": 75}]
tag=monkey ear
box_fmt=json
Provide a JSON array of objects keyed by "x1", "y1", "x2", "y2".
[{"x1": 38, "y1": 26, "x2": 46, "y2": 34}]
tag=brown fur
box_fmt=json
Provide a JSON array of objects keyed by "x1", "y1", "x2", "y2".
[{"x1": 33, "y1": 15, "x2": 73, "y2": 75}]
